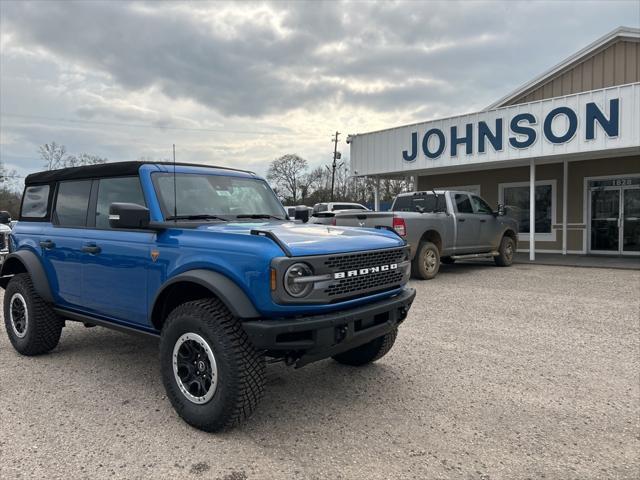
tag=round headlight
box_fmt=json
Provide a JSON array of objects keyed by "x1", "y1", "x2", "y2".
[{"x1": 284, "y1": 263, "x2": 314, "y2": 298}]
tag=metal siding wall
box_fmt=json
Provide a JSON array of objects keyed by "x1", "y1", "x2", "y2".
[
  {"x1": 350, "y1": 84, "x2": 640, "y2": 177},
  {"x1": 627, "y1": 42, "x2": 638, "y2": 82},
  {"x1": 507, "y1": 40, "x2": 640, "y2": 106}
]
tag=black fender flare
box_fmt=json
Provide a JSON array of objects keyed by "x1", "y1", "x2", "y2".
[
  {"x1": 0, "y1": 250, "x2": 54, "y2": 303},
  {"x1": 150, "y1": 269, "x2": 260, "y2": 323}
]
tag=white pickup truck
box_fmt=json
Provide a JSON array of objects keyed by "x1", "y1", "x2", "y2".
[
  {"x1": 332, "y1": 190, "x2": 519, "y2": 279},
  {"x1": 309, "y1": 202, "x2": 369, "y2": 225}
]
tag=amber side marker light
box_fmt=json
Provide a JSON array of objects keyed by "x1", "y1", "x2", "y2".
[{"x1": 270, "y1": 268, "x2": 277, "y2": 291}]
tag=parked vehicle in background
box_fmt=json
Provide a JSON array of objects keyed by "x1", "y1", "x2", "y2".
[
  {"x1": 1, "y1": 161, "x2": 415, "y2": 432},
  {"x1": 0, "y1": 222, "x2": 11, "y2": 263},
  {"x1": 310, "y1": 202, "x2": 369, "y2": 225},
  {"x1": 284, "y1": 205, "x2": 313, "y2": 222},
  {"x1": 332, "y1": 190, "x2": 518, "y2": 279}
]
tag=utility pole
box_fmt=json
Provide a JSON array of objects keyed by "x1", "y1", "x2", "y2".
[{"x1": 329, "y1": 131, "x2": 342, "y2": 202}]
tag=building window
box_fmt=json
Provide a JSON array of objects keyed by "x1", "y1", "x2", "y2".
[{"x1": 499, "y1": 180, "x2": 556, "y2": 241}]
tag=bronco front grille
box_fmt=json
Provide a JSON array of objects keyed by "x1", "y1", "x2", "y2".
[
  {"x1": 323, "y1": 247, "x2": 407, "y2": 299},
  {"x1": 325, "y1": 269, "x2": 405, "y2": 298},
  {"x1": 323, "y1": 247, "x2": 406, "y2": 271}
]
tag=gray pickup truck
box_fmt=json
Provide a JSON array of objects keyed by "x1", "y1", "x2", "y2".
[{"x1": 332, "y1": 190, "x2": 518, "y2": 279}]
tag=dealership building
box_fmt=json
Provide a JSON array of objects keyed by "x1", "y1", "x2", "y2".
[{"x1": 348, "y1": 27, "x2": 640, "y2": 259}]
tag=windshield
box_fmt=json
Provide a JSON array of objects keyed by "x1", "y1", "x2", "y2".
[
  {"x1": 393, "y1": 193, "x2": 446, "y2": 213},
  {"x1": 153, "y1": 173, "x2": 286, "y2": 220}
]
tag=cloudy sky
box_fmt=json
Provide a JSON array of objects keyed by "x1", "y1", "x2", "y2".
[{"x1": 1, "y1": 0, "x2": 638, "y2": 184}]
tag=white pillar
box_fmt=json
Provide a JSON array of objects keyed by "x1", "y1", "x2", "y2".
[
  {"x1": 529, "y1": 158, "x2": 536, "y2": 261},
  {"x1": 562, "y1": 158, "x2": 568, "y2": 255},
  {"x1": 374, "y1": 177, "x2": 380, "y2": 211}
]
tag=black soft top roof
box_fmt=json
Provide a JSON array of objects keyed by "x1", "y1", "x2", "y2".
[{"x1": 24, "y1": 161, "x2": 254, "y2": 186}]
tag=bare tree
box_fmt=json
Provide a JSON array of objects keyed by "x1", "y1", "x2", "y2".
[
  {"x1": 65, "y1": 153, "x2": 107, "y2": 167},
  {"x1": 0, "y1": 160, "x2": 22, "y2": 217},
  {"x1": 266, "y1": 154, "x2": 308, "y2": 204},
  {"x1": 39, "y1": 142, "x2": 67, "y2": 170},
  {"x1": 0, "y1": 161, "x2": 19, "y2": 188},
  {"x1": 39, "y1": 142, "x2": 107, "y2": 170}
]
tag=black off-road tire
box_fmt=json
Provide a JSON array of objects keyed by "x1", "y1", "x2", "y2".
[
  {"x1": 159, "y1": 298, "x2": 266, "y2": 432},
  {"x1": 3, "y1": 273, "x2": 63, "y2": 355},
  {"x1": 441, "y1": 256, "x2": 456, "y2": 265},
  {"x1": 332, "y1": 329, "x2": 398, "y2": 366},
  {"x1": 495, "y1": 235, "x2": 515, "y2": 267},
  {"x1": 411, "y1": 241, "x2": 440, "y2": 280}
]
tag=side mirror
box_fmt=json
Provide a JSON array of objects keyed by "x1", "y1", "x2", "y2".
[
  {"x1": 294, "y1": 206, "x2": 309, "y2": 223},
  {"x1": 0, "y1": 211, "x2": 11, "y2": 225},
  {"x1": 109, "y1": 203, "x2": 150, "y2": 229},
  {"x1": 496, "y1": 203, "x2": 505, "y2": 216}
]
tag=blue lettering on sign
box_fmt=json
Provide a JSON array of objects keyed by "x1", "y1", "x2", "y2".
[
  {"x1": 509, "y1": 113, "x2": 537, "y2": 149},
  {"x1": 402, "y1": 132, "x2": 418, "y2": 161},
  {"x1": 400, "y1": 98, "x2": 621, "y2": 161},
  {"x1": 544, "y1": 106, "x2": 578, "y2": 143},
  {"x1": 586, "y1": 98, "x2": 619, "y2": 139},
  {"x1": 451, "y1": 123, "x2": 473, "y2": 156},
  {"x1": 422, "y1": 128, "x2": 446, "y2": 159},
  {"x1": 478, "y1": 119, "x2": 503, "y2": 153}
]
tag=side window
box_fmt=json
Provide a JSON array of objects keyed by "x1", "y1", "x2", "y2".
[
  {"x1": 313, "y1": 204, "x2": 328, "y2": 214},
  {"x1": 471, "y1": 195, "x2": 493, "y2": 214},
  {"x1": 54, "y1": 180, "x2": 92, "y2": 227},
  {"x1": 21, "y1": 185, "x2": 50, "y2": 219},
  {"x1": 454, "y1": 194, "x2": 473, "y2": 214},
  {"x1": 95, "y1": 177, "x2": 146, "y2": 229}
]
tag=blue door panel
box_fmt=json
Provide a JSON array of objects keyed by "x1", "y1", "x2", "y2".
[
  {"x1": 80, "y1": 229, "x2": 154, "y2": 325},
  {"x1": 40, "y1": 225, "x2": 85, "y2": 307}
]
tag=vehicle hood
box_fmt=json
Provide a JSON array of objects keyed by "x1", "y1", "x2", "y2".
[{"x1": 199, "y1": 221, "x2": 405, "y2": 256}]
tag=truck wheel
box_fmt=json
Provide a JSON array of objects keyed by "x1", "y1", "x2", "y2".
[
  {"x1": 412, "y1": 241, "x2": 440, "y2": 279},
  {"x1": 495, "y1": 235, "x2": 515, "y2": 267},
  {"x1": 3, "y1": 273, "x2": 63, "y2": 355},
  {"x1": 332, "y1": 329, "x2": 397, "y2": 366},
  {"x1": 441, "y1": 256, "x2": 456, "y2": 265},
  {"x1": 159, "y1": 298, "x2": 266, "y2": 432}
]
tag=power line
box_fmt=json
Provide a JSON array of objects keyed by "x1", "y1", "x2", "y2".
[{"x1": 0, "y1": 112, "x2": 286, "y2": 135}]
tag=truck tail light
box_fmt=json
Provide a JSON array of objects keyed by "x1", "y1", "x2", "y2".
[
  {"x1": 392, "y1": 215, "x2": 406, "y2": 237},
  {"x1": 331, "y1": 217, "x2": 336, "y2": 226}
]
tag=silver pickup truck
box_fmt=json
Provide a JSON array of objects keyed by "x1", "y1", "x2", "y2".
[{"x1": 332, "y1": 190, "x2": 518, "y2": 279}]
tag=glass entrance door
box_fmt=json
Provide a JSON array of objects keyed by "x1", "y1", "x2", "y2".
[
  {"x1": 590, "y1": 188, "x2": 620, "y2": 253},
  {"x1": 589, "y1": 183, "x2": 640, "y2": 255},
  {"x1": 623, "y1": 187, "x2": 640, "y2": 254}
]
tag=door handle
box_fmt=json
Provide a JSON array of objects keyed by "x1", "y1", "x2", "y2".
[
  {"x1": 82, "y1": 244, "x2": 101, "y2": 254},
  {"x1": 39, "y1": 240, "x2": 55, "y2": 249},
  {"x1": 480, "y1": 219, "x2": 487, "y2": 223},
  {"x1": 458, "y1": 218, "x2": 466, "y2": 222}
]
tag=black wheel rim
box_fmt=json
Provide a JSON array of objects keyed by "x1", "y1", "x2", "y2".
[
  {"x1": 9, "y1": 293, "x2": 28, "y2": 339},
  {"x1": 172, "y1": 333, "x2": 218, "y2": 404}
]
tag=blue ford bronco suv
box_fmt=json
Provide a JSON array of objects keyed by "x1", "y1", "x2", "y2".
[{"x1": 1, "y1": 161, "x2": 415, "y2": 431}]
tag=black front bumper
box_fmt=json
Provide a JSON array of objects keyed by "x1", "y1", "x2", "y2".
[{"x1": 242, "y1": 287, "x2": 416, "y2": 367}]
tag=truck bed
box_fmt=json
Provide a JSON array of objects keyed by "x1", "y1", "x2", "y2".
[{"x1": 331, "y1": 211, "x2": 394, "y2": 228}]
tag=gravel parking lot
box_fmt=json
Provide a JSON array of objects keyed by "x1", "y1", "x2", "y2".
[{"x1": 0, "y1": 263, "x2": 638, "y2": 480}]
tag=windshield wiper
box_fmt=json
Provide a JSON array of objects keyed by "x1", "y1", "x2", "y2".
[
  {"x1": 166, "y1": 214, "x2": 228, "y2": 221},
  {"x1": 235, "y1": 214, "x2": 285, "y2": 220}
]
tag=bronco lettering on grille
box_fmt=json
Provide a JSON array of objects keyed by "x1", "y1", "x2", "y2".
[{"x1": 333, "y1": 263, "x2": 398, "y2": 280}]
